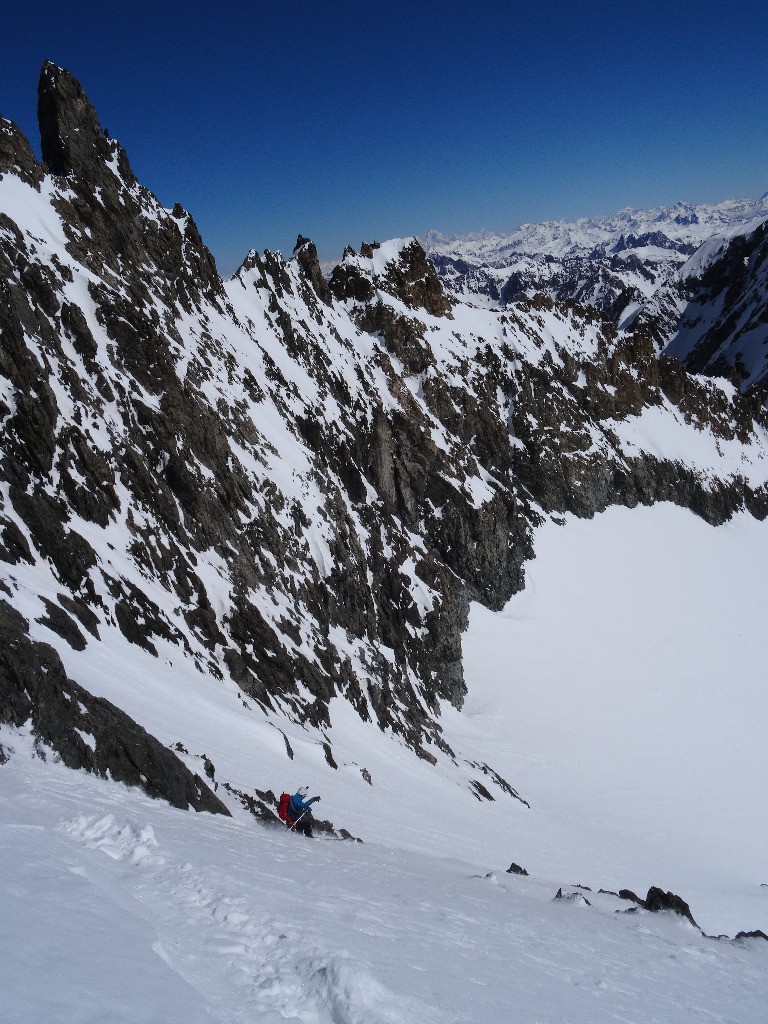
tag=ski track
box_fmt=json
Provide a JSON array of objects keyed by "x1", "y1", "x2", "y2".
[
  {"x1": 46, "y1": 784, "x2": 768, "y2": 1024},
  {"x1": 57, "y1": 811, "x2": 446, "y2": 1024}
]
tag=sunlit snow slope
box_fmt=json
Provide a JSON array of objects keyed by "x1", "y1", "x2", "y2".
[{"x1": 457, "y1": 503, "x2": 768, "y2": 937}]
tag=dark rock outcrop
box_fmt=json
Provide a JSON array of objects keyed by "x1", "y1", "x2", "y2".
[
  {"x1": 328, "y1": 255, "x2": 376, "y2": 302},
  {"x1": 330, "y1": 238, "x2": 453, "y2": 317},
  {"x1": 382, "y1": 239, "x2": 453, "y2": 317},
  {"x1": 615, "y1": 885, "x2": 699, "y2": 928},
  {"x1": 643, "y1": 886, "x2": 699, "y2": 928},
  {"x1": 0, "y1": 601, "x2": 229, "y2": 815},
  {"x1": 0, "y1": 117, "x2": 43, "y2": 188}
]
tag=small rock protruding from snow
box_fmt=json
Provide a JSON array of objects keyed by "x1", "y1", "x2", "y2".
[{"x1": 553, "y1": 887, "x2": 592, "y2": 907}]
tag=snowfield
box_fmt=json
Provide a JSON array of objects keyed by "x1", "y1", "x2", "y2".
[
  {"x1": 3, "y1": 503, "x2": 768, "y2": 1023},
  {"x1": 3, "y1": 736, "x2": 768, "y2": 1024},
  {"x1": 457, "y1": 504, "x2": 768, "y2": 938}
]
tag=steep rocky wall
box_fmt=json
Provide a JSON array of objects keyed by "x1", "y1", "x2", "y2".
[
  {"x1": 635, "y1": 219, "x2": 768, "y2": 400},
  {"x1": 0, "y1": 600, "x2": 228, "y2": 813},
  {"x1": 503, "y1": 301, "x2": 768, "y2": 523},
  {"x1": 1, "y1": 64, "x2": 767, "y2": 801}
]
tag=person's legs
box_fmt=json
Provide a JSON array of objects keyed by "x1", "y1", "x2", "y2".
[{"x1": 296, "y1": 814, "x2": 314, "y2": 838}]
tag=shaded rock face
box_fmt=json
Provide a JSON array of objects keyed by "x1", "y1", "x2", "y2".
[
  {"x1": 38, "y1": 61, "x2": 134, "y2": 183},
  {"x1": 293, "y1": 234, "x2": 332, "y2": 306},
  {"x1": 328, "y1": 260, "x2": 375, "y2": 303},
  {"x1": 0, "y1": 601, "x2": 228, "y2": 814},
  {"x1": 0, "y1": 118, "x2": 43, "y2": 188},
  {"x1": 636, "y1": 219, "x2": 768, "y2": 400},
  {"x1": 1, "y1": 63, "x2": 767, "y2": 802}
]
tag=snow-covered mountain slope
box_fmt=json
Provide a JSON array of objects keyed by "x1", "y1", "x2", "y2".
[
  {"x1": 4, "y1": 740, "x2": 767, "y2": 1024},
  {"x1": 2, "y1": 59, "x2": 768, "y2": 806},
  {"x1": 2, "y1": 64, "x2": 768, "y2": 1019},
  {"x1": 4, "y1": 500, "x2": 768, "y2": 1023},
  {"x1": 423, "y1": 197, "x2": 768, "y2": 329},
  {"x1": 631, "y1": 217, "x2": 768, "y2": 398}
]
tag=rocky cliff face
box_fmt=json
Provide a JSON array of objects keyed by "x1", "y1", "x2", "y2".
[
  {"x1": 2, "y1": 65, "x2": 767, "y2": 809},
  {"x1": 632, "y1": 218, "x2": 768, "y2": 401}
]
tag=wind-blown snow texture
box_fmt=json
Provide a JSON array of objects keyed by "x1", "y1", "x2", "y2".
[{"x1": 2, "y1": 63, "x2": 768, "y2": 1022}]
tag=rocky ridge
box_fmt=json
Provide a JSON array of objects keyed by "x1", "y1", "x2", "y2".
[{"x1": 1, "y1": 64, "x2": 768, "y2": 814}]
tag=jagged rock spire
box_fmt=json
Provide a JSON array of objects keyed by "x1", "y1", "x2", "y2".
[
  {"x1": 293, "y1": 234, "x2": 332, "y2": 305},
  {"x1": 37, "y1": 61, "x2": 134, "y2": 184}
]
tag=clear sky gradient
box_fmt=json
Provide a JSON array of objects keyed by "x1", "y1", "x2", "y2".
[{"x1": 3, "y1": 1, "x2": 767, "y2": 274}]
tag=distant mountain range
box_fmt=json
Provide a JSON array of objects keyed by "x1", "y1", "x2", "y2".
[
  {"x1": 423, "y1": 197, "x2": 768, "y2": 396},
  {"x1": 423, "y1": 197, "x2": 768, "y2": 266}
]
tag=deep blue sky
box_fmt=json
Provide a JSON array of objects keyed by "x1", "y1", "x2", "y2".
[{"x1": 3, "y1": 2, "x2": 767, "y2": 273}]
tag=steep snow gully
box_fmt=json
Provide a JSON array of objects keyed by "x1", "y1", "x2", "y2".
[{"x1": 1, "y1": 63, "x2": 768, "y2": 1022}]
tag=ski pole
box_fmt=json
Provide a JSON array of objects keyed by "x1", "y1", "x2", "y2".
[{"x1": 288, "y1": 809, "x2": 309, "y2": 831}]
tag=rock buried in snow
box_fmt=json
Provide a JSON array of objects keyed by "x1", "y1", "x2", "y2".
[
  {"x1": 553, "y1": 888, "x2": 592, "y2": 907},
  {"x1": 506, "y1": 862, "x2": 529, "y2": 876},
  {"x1": 733, "y1": 930, "x2": 768, "y2": 942}
]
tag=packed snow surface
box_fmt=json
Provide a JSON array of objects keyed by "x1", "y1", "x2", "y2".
[{"x1": 3, "y1": 504, "x2": 768, "y2": 1022}]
